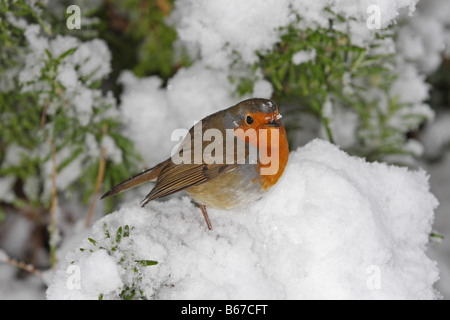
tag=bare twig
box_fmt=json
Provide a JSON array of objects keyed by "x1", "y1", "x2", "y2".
[
  {"x1": 85, "y1": 124, "x2": 108, "y2": 228},
  {"x1": 40, "y1": 100, "x2": 49, "y2": 129},
  {"x1": 0, "y1": 250, "x2": 43, "y2": 278}
]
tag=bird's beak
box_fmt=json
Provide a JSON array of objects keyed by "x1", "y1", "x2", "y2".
[{"x1": 266, "y1": 119, "x2": 281, "y2": 127}]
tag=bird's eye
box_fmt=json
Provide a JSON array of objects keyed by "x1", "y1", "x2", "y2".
[{"x1": 245, "y1": 115, "x2": 254, "y2": 125}]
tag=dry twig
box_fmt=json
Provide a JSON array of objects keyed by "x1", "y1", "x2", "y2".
[
  {"x1": 0, "y1": 250, "x2": 43, "y2": 278},
  {"x1": 85, "y1": 124, "x2": 108, "y2": 227}
]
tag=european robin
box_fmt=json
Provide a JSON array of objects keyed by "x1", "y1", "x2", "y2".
[{"x1": 101, "y1": 98, "x2": 289, "y2": 230}]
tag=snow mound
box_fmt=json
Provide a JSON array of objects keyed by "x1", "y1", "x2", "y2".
[{"x1": 46, "y1": 139, "x2": 440, "y2": 299}]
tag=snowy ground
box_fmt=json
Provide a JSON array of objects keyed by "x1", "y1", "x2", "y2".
[
  {"x1": 1, "y1": 140, "x2": 449, "y2": 300},
  {"x1": 45, "y1": 140, "x2": 440, "y2": 299}
]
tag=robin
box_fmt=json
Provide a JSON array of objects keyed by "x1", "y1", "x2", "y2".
[{"x1": 101, "y1": 98, "x2": 289, "y2": 230}]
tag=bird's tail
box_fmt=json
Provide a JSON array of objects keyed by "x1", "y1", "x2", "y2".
[{"x1": 101, "y1": 161, "x2": 167, "y2": 199}]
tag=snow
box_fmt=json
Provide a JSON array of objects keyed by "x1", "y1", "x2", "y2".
[
  {"x1": 292, "y1": 49, "x2": 317, "y2": 65},
  {"x1": 19, "y1": 25, "x2": 111, "y2": 94},
  {"x1": 46, "y1": 139, "x2": 439, "y2": 299},
  {"x1": 0, "y1": 264, "x2": 46, "y2": 300},
  {"x1": 1, "y1": 214, "x2": 35, "y2": 261},
  {"x1": 169, "y1": 0, "x2": 419, "y2": 70},
  {"x1": 397, "y1": 0, "x2": 450, "y2": 74},
  {"x1": 390, "y1": 63, "x2": 430, "y2": 105},
  {"x1": 76, "y1": 250, "x2": 123, "y2": 299},
  {"x1": 9, "y1": 19, "x2": 119, "y2": 203},
  {"x1": 421, "y1": 113, "x2": 450, "y2": 159},
  {"x1": 101, "y1": 135, "x2": 123, "y2": 164},
  {"x1": 0, "y1": 250, "x2": 8, "y2": 263},
  {"x1": 0, "y1": 175, "x2": 15, "y2": 203},
  {"x1": 2, "y1": 0, "x2": 449, "y2": 301},
  {"x1": 425, "y1": 151, "x2": 450, "y2": 298},
  {"x1": 46, "y1": 249, "x2": 122, "y2": 300},
  {"x1": 169, "y1": 0, "x2": 293, "y2": 69}
]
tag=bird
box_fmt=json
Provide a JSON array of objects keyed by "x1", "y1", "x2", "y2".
[{"x1": 101, "y1": 98, "x2": 289, "y2": 230}]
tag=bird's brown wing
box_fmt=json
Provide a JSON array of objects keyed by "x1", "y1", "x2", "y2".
[
  {"x1": 140, "y1": 125, "x2": 247, "y2": 206},
  {"x1": 101, "y1": 160, "x2": 169, "y2": 199},
  {"x1": 140, "y1": 161, "x2": 238, "y2": 206}
]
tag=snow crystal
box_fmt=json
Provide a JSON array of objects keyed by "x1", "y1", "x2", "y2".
[
  {"x1": 80, "y1": 250, "x2": 122, "y2": 296},
  {"x1": 170, "y1": 0, "x2": 420, "y2": 71},
  {"x1": 47, "y1": 249, "x2": 122, "y2": 299},
  {"x1": 48, "y1": 35, "x2": 79, "y2": 59},
  {"x1": 117, "y1": 71, "x2": 177, "y2": 166},
  {"x1": 3, "y1": 144, "x2": 27, "y2": 167},
  {"x1": 0, "y1": 176, "x2": 15, "y2": 203},
  {"x1": 56, "y1": 64, "x2": 79, "y2": 89},
  {"x1": 292, "y1": 49, "x2": 316, "y2": 65},
  {"x1": 74, "y1": 39, "x2": 112, "y2": 82},
  {"x1": 170, "y1": 0, "x2": 293, "y2": 69},
  {"x1": 390, "y1": 63, "x2": 430, "y2": 105},
  {"x1": 56, "y1": 155, "x2": 83, "y2": 192},
  {"x1": 5, "y1": 10, "x2": 28, "y2": 29},
  {"x1": 324, "y1": 106, "x2": 360, "y2": 150},
  {"x1": 72, "y1": 88, "x2": 94, "y2": 126},
  {"x1": 421, "y1": 112, "x2": 450, "y2": 159},
  {"x1": 249, "y1": 79, "x2": 273, "y2": 99},
  {"x1": 84, "y1": 133, "x2": 100, "y2": 159},
  {"x1": 403, "y1": 138, "x2": 425, "y2": 157},
  {"x1": 0, "y1": 250, "x2": 8, "y2": 263},
  {"x1": 101, "y1": 135, "x2": 123, "y2": 164},
  {"x1": 397, "y1": 16, "x2": 445, "y2": 74},
  {"x1": 46, "y1": 139, "x2": 440, "y2": 299},
  {"x1": 23, "y1": 24, "x2": 48, "y2": 53}
]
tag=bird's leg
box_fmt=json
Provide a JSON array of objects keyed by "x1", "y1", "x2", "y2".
[{"x1": 199, "y1": 204, "x2": 212, "y2": 230}]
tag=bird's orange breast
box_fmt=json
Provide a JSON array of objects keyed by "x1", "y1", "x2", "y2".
[{"x1": 256, "y1": 123, "x2": 289, "y2": 190}]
